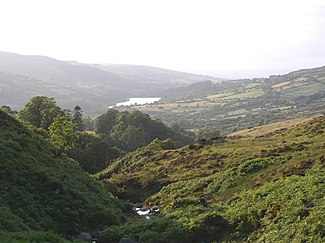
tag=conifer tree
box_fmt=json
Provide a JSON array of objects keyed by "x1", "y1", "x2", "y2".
[{"x1": 73, "y1": 105, "x2": 83, "y2": 131}]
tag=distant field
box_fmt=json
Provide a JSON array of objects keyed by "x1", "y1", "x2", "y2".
[
  {"x1": 116, "y1": 66, "x2": 325, "y2": 135},
  {"x1": 272, "y1": 81, "x2": 290, "y2": 89},
  {"x1": 207, "y1": 90, "x2": 264, "y2": 100},
  {"x1": 228, "y1": 109, "x2": 248, "y2": 116},
  {"x1": 286, "y1": 82, "x2": 324, "y2": 96},
  {"x1": 207, "y1": 92, "x2": 234, "y2": 100},
  {"x1": 227, "y1": 115, "x2": 319, "y2": 138},
  {"x1": 225, "y1": 90, "x2": 264, "y2": 99}
]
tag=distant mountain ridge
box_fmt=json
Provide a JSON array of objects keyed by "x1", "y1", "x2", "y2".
[
  {"x1": 0, "y1": 51, "x2": 217, "y2": 114},
  {"x1": 98, "y1": 64, "x2": 219, "y2": 86}
]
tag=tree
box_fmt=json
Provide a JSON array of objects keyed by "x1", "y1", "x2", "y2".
[
  {"x1": 73, "y1": 105, "x2": 83, "y2": 131},
  {"x1": 94, "y1": 109, "x2": 119, "y2": 135},
  {"x1": 120, "y1": 125, "x2": 148, "y2": 151},
  {"x1": 0, "y1": 106, "x2": 18, "y2": 117},
  {"x1": 18, "y1": 96, "x2": 62, "y2": 130},
  {"x1": 83, "y1": 116, "x2": 94, "y2": 131},
  {"x1": 48, "y1": 115, "x2": 78, "y2": 157},
  {"x1": 67, "y1": 132, "x2": 123, "y2": 173},
  {"x1": 62, "y1": 108, "x2": 73, "y2": 120}
]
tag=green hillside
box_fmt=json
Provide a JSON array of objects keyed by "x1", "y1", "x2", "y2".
[
  {"x1": 128, "y1": 66, "x2": 325, "y2": 136},
  {"x1": 98, "y1": 115, "x2": 325, "y2": 242},
  {"x1": 0, "y1": 111, "x2": 127, "y2": 242}
]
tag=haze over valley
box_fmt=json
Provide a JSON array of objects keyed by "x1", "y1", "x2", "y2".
[{"x1": 0, "y1": 51, "x2": 219, "y2": 114}]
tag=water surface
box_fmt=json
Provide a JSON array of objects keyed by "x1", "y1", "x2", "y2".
[{"x1": 114, "y1": 97, "x2": 161, "y2": 107}]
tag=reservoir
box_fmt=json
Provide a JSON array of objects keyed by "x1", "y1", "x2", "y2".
[{"x1": 113, "y1": 97, "x2": 161, "y2": 107}]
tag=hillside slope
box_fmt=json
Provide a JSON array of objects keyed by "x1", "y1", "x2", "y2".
[
  {"x1": 0, "y1": 51, "x2": 216, "y2": 114},
  {"x1": 0, "y1": 111, "x2": 126, "y2": 241},
  {"x1": 98, "y1": 115, "x2": 325, "y2": 242},
  {"x1": 131, "y1": 66, "x2": 325, "y2": 135},
  {"x1": 99, "y1": 64, "x2": 219, "y2": 88}
]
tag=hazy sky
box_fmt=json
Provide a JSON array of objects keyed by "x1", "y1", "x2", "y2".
[{"x1": 1, "y1": 0, "x2": 325, "y2": 78}]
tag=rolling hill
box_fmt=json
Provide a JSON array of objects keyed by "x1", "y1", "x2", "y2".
[
  {"x1": 99, "y1": 64, "x2": 219, "y2": 89},
  {"x1": 0, "y1": 51, "x2": 216, "y2": 115},
  {"x1": 98, "y1": 115, "x2": 325, "y2": 242},
  {"x1": 124, "y1": 66, "x2": 325, "y2": 135}
]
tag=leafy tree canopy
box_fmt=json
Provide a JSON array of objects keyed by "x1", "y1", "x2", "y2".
[
  {"x1": 0, "y1": 105, "x2": 18, "y2": 117},
  {"x1": 48, "y1": 115, "x2": 78, "y2": 156},
  {"x1": 18, "y1": 96, "x2": 62, "y2": 130},
  {"x1": 94, "y1": 109, "x2": 194, "y2": 152}
]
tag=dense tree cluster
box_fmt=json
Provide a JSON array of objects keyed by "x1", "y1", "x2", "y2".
[
  {"x1": 15, "y1": 96, "x2": 194, "y2": 173},
  {"x1": 18, "y1": 96, "x2": 63, "y2": 130},
  {"x1": 94, "y1": 109, "x2": 194, "y2": 152},
  {"x1": 0, "y1": 105, "x2": 18, "y2": 117},
  {"x1": 68, "y1": 109, "x2": 194, "y2": 173}
]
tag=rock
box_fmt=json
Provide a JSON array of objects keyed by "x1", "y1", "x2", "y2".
[
  {"x1": 76, "y1": 232, "x2": 96, "y2": 241},
  {"x1": 119, "y1": 237, "x2": 138, "y2": 243}
]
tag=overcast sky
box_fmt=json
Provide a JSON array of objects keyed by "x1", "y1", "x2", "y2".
[{"x1": 1, "y1": 0, "x2": 325, "y2": 78}]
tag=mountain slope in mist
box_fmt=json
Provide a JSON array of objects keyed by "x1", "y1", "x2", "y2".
[{"x1": 0, "y1": 51, "x2": 215, "y2": 114}]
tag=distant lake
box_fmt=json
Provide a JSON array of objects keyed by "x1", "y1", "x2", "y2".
[{"x1": 112, "y1": 97, "x2": 161, "y2": 107}]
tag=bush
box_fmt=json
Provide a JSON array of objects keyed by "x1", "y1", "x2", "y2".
[{"x1": 100, "y1": 216, "x2": 189, "y2": 243}]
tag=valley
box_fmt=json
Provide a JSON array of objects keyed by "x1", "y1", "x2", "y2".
[
  {"x1": 0, "y1": 55, "x2": 324, "y2": 242},
  {"x1": 2, "y1": 1, "x2": 325, "y2": 242},
  {"x1": 119, "y1": 67, "x2": 325, "y2": 137},
  {"x1": 0, "y1": 51, "x2": 218, "y2": 115},
  {"x1": 98, "y1": 115, "x2": 325, "y2": 242}
]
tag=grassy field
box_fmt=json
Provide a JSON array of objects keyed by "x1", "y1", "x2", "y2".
[
  {"x1": 117, "y1": 66, "x2": 325, "y2": 137},
  {"x1": 225, "y1": 90, "x2": 264, "y2": 99},
  {"x1": 227, "y1": 115, "x2": 318, "y2": 137}
]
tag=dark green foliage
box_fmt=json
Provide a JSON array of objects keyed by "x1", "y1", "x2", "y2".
[
  {"x1": 195, "y1": 128, "x2": 221, "y2": 140},
  {"x1": 223, "y1": 169, "x2": 325, "y2": 242},
  {"x1": 16, "y1": 97, "x2": 192, "y2": 175},
  {"x1": 17, "y1": 97, "x2": 122, "y2": 174},
  {"x1": 0, "y1": 111, "x2": 126, "y2": 238},
  {"x1": 94, "y1": 109, "x2": 120, "y2": 135},
  {"x1": 100, "y1": 216, "x2": 189, "y2": 243},
  {"x1": 18, "y1": 96, "x2": 63, "y2": 130},
  {"x1": 238, "y1": 156, "x2": 286, "y2": 174},
  {"x1": 94, "y1": 109, "x2": 194, "y2": 152},
  {"x1": 0, "y1": 105, "x2": 18, "y2": 117},
  {"x1": 73, "y1": 105, "x2": 83, "y2": 131},
  {"x1": 0, "y1": 230, "x2": 71, "y2": 243},
  {"x1": 67, "y1": 132, "x2": 123, "y2": 174},
  {"x1": 0, "y1": 207, "x2": 29, "y2": 232}
]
